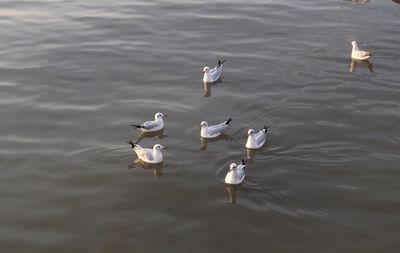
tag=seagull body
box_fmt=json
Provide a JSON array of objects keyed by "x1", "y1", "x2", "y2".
[
  {"x1": 351, "y1": 41, "x2": 374, "y2": 60},
  {"x1": 225, "y1": 159, "x2": 246, "y2": 185},
  {"x1": 246, "y1": 125, "x2": 269, "y2": 149},
  {"x1": 202, "y1": 60, "x2": 226, "y2": 83},
  {"x1": 131, "y1": 112, "x2": 166, "y2": 133},
  {"x1": 200, "y1": 118, "x2": 231, "y2": 138},
  {"x1": 127, "y1": 141, "x2": 166, "y2": 164}
]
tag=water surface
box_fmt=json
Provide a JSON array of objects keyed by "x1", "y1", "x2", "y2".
[{"x1": 1, "y1": 1, "x2": 399, "y2": 252}]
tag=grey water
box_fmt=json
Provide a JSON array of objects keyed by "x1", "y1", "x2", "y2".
[{"x1": 0, "y1": 0, "x2": 399, "y2": 252}]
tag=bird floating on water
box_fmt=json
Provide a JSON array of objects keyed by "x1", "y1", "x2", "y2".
[
  {"x1": 202, "y1": 59, "x2": 226, "y2": 83},
  {"x1": 131, "y1": 112, "x2": 166, "y2": 133},
  {"x1": 127, "y1": 140, "x2": 167, "y2": 164},
  {"x1": 225, "y1": 159, "x2": 246, "y2": 185},
  {"x1": 200, "y1": 118, "x2": 231, "y2": 138},
  {"x1": 351, "y1": 41, "x2": 374, "y2": 61},
  {"x1": 245, "y1": 125, "x2": 270, "y2": 149}
]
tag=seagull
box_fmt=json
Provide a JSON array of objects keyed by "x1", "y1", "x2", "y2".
[
  {"x1": 131, "y1": 112, "x2": 166, "y2": 133},
  {"x1": 202, "y1": 59, "x2": 226, "y2": 83},
  {"x1": 127, "y1": 140, "x2": 167, "y2": 164},
  {"x1": 245, "y1": 125, "x2": 270, "y2": 149},
  {"x1": 351, "y1": 41, "x2": 374, "y2": 60},
  {"x1": 225, "y1": 159, "x2": 246, "y2": 185},
  {"x1": 200, "y1": 118, "x2": 231, "y2": 138}
]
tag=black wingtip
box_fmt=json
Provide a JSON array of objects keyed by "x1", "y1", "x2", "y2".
[
  {"x1": 131, "y1": 124, "x2": 142, "y2": 129},
  {"x1": 225, "y1": 118, "x2": 232, "y2": 125},
  {"x1": 218, "y1": 59, "x2": 226, "y2": 66},
  {"x1": 127, "y1": 140, "x2": 136, "y2": 148},
  {"x1": 241, "y1": 159, "x2": 246, "y2": 165},
  {"x1": 264, "y1": 124, "x2": 271, "y2": 131}
]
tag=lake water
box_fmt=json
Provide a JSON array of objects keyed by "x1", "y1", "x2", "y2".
[{"x1": 1, "y1": 0, "x2": 399, "y2": 252}]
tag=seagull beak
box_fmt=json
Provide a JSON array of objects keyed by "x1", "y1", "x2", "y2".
[
  {"x1": 163, "y1": 146, "x2": 168, "y2": 149},
  {"x1": 163, "y1": 114, "x2": 167, "y2": 118}
]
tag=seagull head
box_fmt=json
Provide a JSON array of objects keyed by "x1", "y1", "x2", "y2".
[
  {"x1": 229, "y1": 163, "x2": 237, "y2": 171},
  {"x1": 153, "y1": 144, "x2": 167, "y2": 150},
  {"x1": 155, "y1": 112, "x2": 166, "y2": 120},
  {"x1": 247, "y1": 129, "x2": 255, "y2": 136},
  {"x1": 202, "y1": 66, "x2": 210, "y2": 73},
  {"x1": 200, "y1": 121, "x2": 208, "y2": 128}
]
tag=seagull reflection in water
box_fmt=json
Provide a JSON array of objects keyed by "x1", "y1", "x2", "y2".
[
  {"x1": 200, "y1": 133, "x2": 233, "y2": 150},
  {"x1": 246, "y1": 148, "x2": 257, "y2": 162},
  {"x1": 245, "y1": 143, "x2": 271, "y2": 162},
  {"x1": 349, "y1": 59, "x2": 373, "y2": 73},
  {"x1": 134, "y1": 129, "x2": 167, "y2": 144},
  {"x1": 203, "y1": 78, "x2": 224, "y2": 97},
  {"x1": 225, "y1": 184, "x2": 239, "y2": 204},
  {"x1": 129, "y1": 159, "x2": 165, "y2": 177},
  {"x1": 203, "y1": 82, "x2": 211, "y2": 97}
]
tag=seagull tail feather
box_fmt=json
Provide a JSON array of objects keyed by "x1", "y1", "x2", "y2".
[
  {"x1": 264, "y1": 124, "x2": 271, "y2": 132},
  {"x1": 218, "y1": 59, "x2": 226, "y2": 67},
  {"x1": 225, "y1": 118, "x2": 232, "y2": 125},
  {"x1": 127, "y1": 140, "x2": 136, "y2": 148}
]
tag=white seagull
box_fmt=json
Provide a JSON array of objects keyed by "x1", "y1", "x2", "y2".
[
  {"x1": 202, "y1": 60, "x2": 226, "y2": 83},
  {"x1": 131, "y1": 112, "x2": 166, "y2": 132},
  {"x1": 225, "y1": 159, "x2": 246, "y2": 185},
  {"x1": 200, "y1": 118, "x2": 231, "y2": 138},
  {"x1": 351, "y1": 41, "x2": 374, "y2": 60},
  {"x1": 245, "y1": 125, "x2": 270, "y2": 149},
  {"x1": 127, "y1": 140, "x2": 167, "y2": 164}
]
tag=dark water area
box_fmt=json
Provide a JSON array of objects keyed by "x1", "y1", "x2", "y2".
[{"x1": 0, "y1": 1, "x2": 399, "y2": 252}]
